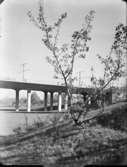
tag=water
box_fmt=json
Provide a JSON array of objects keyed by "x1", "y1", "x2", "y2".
[{"x1": 0, "y1": 110, "x2": 64, "y2": 136}]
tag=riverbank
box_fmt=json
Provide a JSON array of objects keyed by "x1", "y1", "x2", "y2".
[{"x1": 0, "y1": 102, "x2": 127, "y2": 165}]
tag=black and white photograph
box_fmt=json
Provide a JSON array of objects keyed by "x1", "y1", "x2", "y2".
[{"x1": 0, "y1": 0, "x2": 127, "y2": 166}]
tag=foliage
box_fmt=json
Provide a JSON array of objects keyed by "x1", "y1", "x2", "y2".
[
  {"x1": 93, "y1": 23, "x2": 126, "y2": 89},
  {"x1": 6, "y1": 123, "x2": 127, "y2": 165},
  {"x1": 73, "y1": 126, "x2": 127, "y2": 164},
  {"x1": 49, "y1": 113, "x2": 63, "y2": 125},
  {"x1": 112, "y1": 23, "x2": 127, "y2": 55},
  {"x1": 12, "y1": 116, "x2": 47, "y2": 136},
  {"x1": 87, "y1": 23, "x2": 127, "y2": 118},
  {"x1": 13, "y1": 126, "x2": 23, "y2": 136},
  {"x1": 96, "y1": 102, "x2": 127, "y2": 131},
  {"x1": 31, "y1": 92, "x2": 41, "y2": 105}
]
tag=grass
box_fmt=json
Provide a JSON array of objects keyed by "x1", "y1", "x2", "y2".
[{"x1": 0, "y1": 101, "x2": 127, "y2": 165}]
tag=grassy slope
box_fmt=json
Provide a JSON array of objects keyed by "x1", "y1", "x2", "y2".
[{"x1": 0, "y1": 102, "x2": 127, "y2": 166}]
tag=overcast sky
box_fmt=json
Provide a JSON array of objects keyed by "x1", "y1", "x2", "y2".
[{"x1": 0, "y1": 0, "x2": 125, "y2": 85}]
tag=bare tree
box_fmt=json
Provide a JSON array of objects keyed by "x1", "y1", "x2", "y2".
[
  {"x1": 90, "y1": 23, "x2": 126, "y2": 110},
  {"x1": 67, "y1": 23, "x2": 126, "y2": 126},
  {"x1": 27, "y1": 0, "x2": 95, "y2": 107}
]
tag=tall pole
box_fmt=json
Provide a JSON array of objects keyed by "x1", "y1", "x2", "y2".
[
  {"x1": 22, "y1": 63, "x2": 25, "y2": 81},
  {"x1": 20, "y1": 63, "x2": 30, "y2": 82}
]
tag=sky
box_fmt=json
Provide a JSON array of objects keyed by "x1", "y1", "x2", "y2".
[{"x1": 0, "y1": 0, "x2": 126, "y2": 97}]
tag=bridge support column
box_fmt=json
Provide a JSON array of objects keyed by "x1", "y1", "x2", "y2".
[
  {"x1": 15, "y1": 89, "x2": 19, "y2": 112},
  {"x1": 50, "y1": 92, "x2": 53, "y2": 111},
  {"x1": 64, "y1": 94, "x2": 68, "y2": 111},
  {"x1": 58, "y1": 92, "x2": 62, "y2": 112},
  {"x1": 44, "y1": 92, "x2": 48, "y2": 111},
  {"x1": 27, "y1": 90, "x2": 31, "y2": 112}
]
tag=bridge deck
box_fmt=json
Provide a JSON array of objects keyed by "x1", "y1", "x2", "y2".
[
  {"x1": 0, "y1": 80, "x2": 93, "y2": 93},
  {"x1": 0, "y1": 80, "x2": 66, "y2": 92}
]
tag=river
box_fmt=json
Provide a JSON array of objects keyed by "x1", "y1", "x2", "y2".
[{"x1": 0, "y1": 109, "x2": 65, "y2": 136}]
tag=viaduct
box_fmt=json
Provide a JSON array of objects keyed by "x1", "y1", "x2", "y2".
[{"x1": 0, "y1": 80, "x2": 94, "y2": 112}]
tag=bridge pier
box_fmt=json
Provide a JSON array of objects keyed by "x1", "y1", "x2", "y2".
[
  {"x1": 44, "y1": 92, "x2": 48, "y2": 111},
  {"x1": 64, "y1": 94, "x2": 68, "y2": 110},
  {"x1": 27, "y1": 90, "x2": 31, "y2": 112},
  {"x1": 50, "y1": 92, "x2": 53, "y2": 110},
  {"x1": 15, "y1": 89, "x2": 19, "y2": 112},
  {"x1": 58, "y1": 92, "x2": 62, "y2": 112}
]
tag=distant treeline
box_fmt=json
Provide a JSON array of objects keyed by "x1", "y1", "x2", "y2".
[{"x1": 0, "y1": 92, "x2": 64, "y2": 108}]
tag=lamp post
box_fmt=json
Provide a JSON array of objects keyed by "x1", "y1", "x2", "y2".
[{"x1": 122, "y1": 0, "x2": 127, "y2": 100}]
